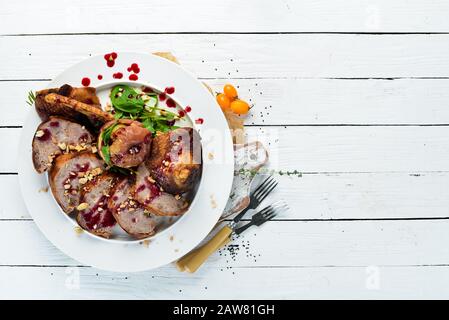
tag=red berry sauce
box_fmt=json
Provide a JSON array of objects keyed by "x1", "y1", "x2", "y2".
[
  {"x1": 129, "y1": 74, "x2": 138, "y2": 81},
  {"x1": 81, "y1": 77, "x2": 91, "y2": 87},
  {"x1": 113, "y1": 72, "x2": 123, "y2": 79},
  {"x1": 185, "y1": 106, "x2": 192, "y2": 113},
  {"x1": 165, "y1": 87, "x2": 175, "y2": 94},
  {"x1": 97, "y1": 74, "x2": 103, "y2": 80},
  {"x1": 104, "y1": 52, "x2": 118, "y2": 68},
  {"x1": 158, "y1": 92, "x2": 166, "y2": 101},
  {"x1": 195, "y1": 118, "x2": 204, "y2": 125},
  {"x1": 166, "y1": 98, "x2": 176, "y2": 108}
]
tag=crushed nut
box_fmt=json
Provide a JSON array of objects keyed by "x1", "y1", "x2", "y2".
[
  {"x1": 76, "y1": 203, "x2": 88, "y2": 210},
  {"x1": 35, "y1": 130, "x2": 45, "y2": 138},
  {"x1": 38, "y1": 186, "x2": 49, "y2": 193}
]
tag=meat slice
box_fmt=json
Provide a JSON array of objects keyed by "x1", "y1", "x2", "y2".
[
  {"x1": 35, "y1": 85, "x2": 103, "y2": 124},
  {"x1": 98, "y1": 120, "x2": 152, "y2": 168},
  {"x1": 42, "y1": 93, "x2": 113, "y2": 128},
  {"x1": 108, "y1": 177, "x2": 157, "y2": 239},
  {"x1": 133, "y1": 163, "x2": 189, "y2": 216},
  {"x1": 57, "y1": 84, "x2": 101, "y2": 106},
  {"x1": 49, "y1": 153, "x2": 105, "y2": 214},
  {"x1": 32, "y1": 117, "x2": 95, "y2": 173},
  {"x1": 147, "y1": 127, "x2": 202, "y2": 194},
  {"x1": 76, "y1": 173, "x2": 117, "y2": 238}
]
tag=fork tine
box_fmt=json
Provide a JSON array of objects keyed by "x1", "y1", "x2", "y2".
[
  {"x1": 256, "y1": 181, "x2": 278, "y2": 202},
  {"x1": 254, "y1": 178, "x2": 276, "y2": 199},
  {"x1": 261, "y1": 209, "x2": 275, "y2": 219},
  {"x1": 264, "y1": 212, "x2": 277, "y2": 221},
  {"x1": 256, "y1": 206, "x2": 272, "y2": 216},
  {"x1": 252, "y1": 176, "x2": 273, "y2": 197}
]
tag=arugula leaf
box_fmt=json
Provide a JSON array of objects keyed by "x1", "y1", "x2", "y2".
[
  {"x1": 110, "y1": 85, "x2": 144, "y2": 114},
  {"x1": 114, "y1": 110, "x2": 124, "y2": 120},
  {"x1": 142, "y1": 118, "x2": 155, "y2": 133},
  {"x1": 109, "y1": 85, "x2": 181, "y2": 136},
  {"x1": 101, "y1": 145, "x2": 111, "y2": 165}
]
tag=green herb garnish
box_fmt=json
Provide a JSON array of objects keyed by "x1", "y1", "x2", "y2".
[
  {"x1": 99, "y1": 122, "x2": 121, "y2": 166},
  {"x1": 109, "y1": 85, "x2": 180, "y2": 134},
  {"x1": 26, "y1": 91, "x2": 36, "y2": 106}
]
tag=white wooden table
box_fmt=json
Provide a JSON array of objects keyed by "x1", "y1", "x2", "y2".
[{"x1": 2, "y1": 0, "x2": 449, "y2": 299}]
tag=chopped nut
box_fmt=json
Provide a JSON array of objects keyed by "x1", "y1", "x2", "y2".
[
  {"x1": 91, "y1": 146, "x2": 98, "y2": 153},
  {"x1": 78, "y1": 177, "x2": 88, "y2": 185},
  {"x1": 147, "y1": 176, "x2": 156, "y2": 183},
  {"x1": 64, "y1": 184, "x2": 71, "y2": 190},
  {"x1": 141, "y1": 239, "x2": 151, "y2": 247},
  {"x1": 74, "y1": 226, "x2": 84, "y2": 235},
  {"x1": 35, "y1": 130, "x2": 45, "y2": 138},
  {"x1": 208, "y1": 152, "x2": 214, "y2": 160},
  {"x1": 38, "y1": 186, "x2": 49, "y2": 193},
  {"x1": 175, "y1": 194, "x2": 181, "y2": 200},
  {"x1": 58, "y1": 142, "x2": 67, "y2": 150},
  {"x1": 97, "y1": 207, "x2": 103, "y2": 212},
  {"x1": 76, "y1": 203, "x2": 89, "y2": 210}
]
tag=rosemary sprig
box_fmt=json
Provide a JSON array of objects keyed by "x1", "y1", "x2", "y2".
[{"x1": 26, "y1": 90, "x2": 36, "y2": 106}]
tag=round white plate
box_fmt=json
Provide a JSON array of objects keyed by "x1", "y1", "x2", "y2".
[{"x1": 18, "y1": 52, "x2": 234, "y2": 272}]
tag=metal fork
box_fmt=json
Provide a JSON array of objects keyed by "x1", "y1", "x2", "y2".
[
  {"x1": 232, "y1": 175, "x2": 278, "y2": 223},
  {"x1": 234, "y1": 201, "x2": 288, "y2": 235}
]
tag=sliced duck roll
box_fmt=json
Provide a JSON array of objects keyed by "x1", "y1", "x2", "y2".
[
  {"x1": 32, "y1": 117, "x2": 96, "y2": 173},
  {"x1": 57, "y1": 84, "x2": 101, "y2": 106},
  {"x1": 98, "y1": 119, "x2": 152, "y2": 168},
  {"x1": 44, "y1": 93, "x2": 114, "y2": 127},
  {"x1": 147, "y1": 127, "x2": 202, "y2": 194},
  {"x1": 133, "y1": 163, "x2": 189, "y2": 216},
  {"x1": 76, "y1": 173, "x2": 117, "y2": 238},
  {"x1": 49, "y1": 152, "x2": 105, "y2": 214},
  {"x1": 35, "y1": 85, "x2": 107, "y2": 127},
  {"x1": 108, "y1": 177, "x2": 157, "y2": 239}
]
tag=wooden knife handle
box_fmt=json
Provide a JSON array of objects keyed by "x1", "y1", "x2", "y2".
[{"x1": 176, "y1": 226, "x2": 232, "y2": 273}]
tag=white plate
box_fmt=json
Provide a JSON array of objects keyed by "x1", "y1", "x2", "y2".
[{"x1": 18, "y1": 52, "x2": 234, "y2": 272}]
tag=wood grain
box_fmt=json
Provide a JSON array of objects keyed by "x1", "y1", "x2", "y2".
[
  {"x1": 2, "y1": 265, "x2": 449, "y2": 299},
  {"x1": 1, "y1": 219, "x2": 449, "y2": 267},
  {"x1": 3, "y1": 0, "x2": 449, "y2": 34},
  {"x1": 2, "y1": 34, "x2": 449, "y2": 80}
]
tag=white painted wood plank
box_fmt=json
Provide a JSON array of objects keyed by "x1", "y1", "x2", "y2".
[
  {"x1": 1, "y1": 265, "x2": 449, "y2": 299},
  {"x1": 2, "y1": 34, "x2": 449, "y2": 79},
  {"x1": 3, "y1": 0, "x2": 449, "y2": 34},
  {"x1": 5, "y1": 126, "x2": 449, "y2": 172},
  {"x1": 2, "y1": 220, "x2": 449, "y2": 267},
  {"x1": 3, "y1": 172, "x2": 449, "y2": 220},
  {"x1": 247, "y1": 126, "x2": 449, "y2": 172},
  {"x1": 6, "y1": 79, "x2": 449, "y2": 126}
]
